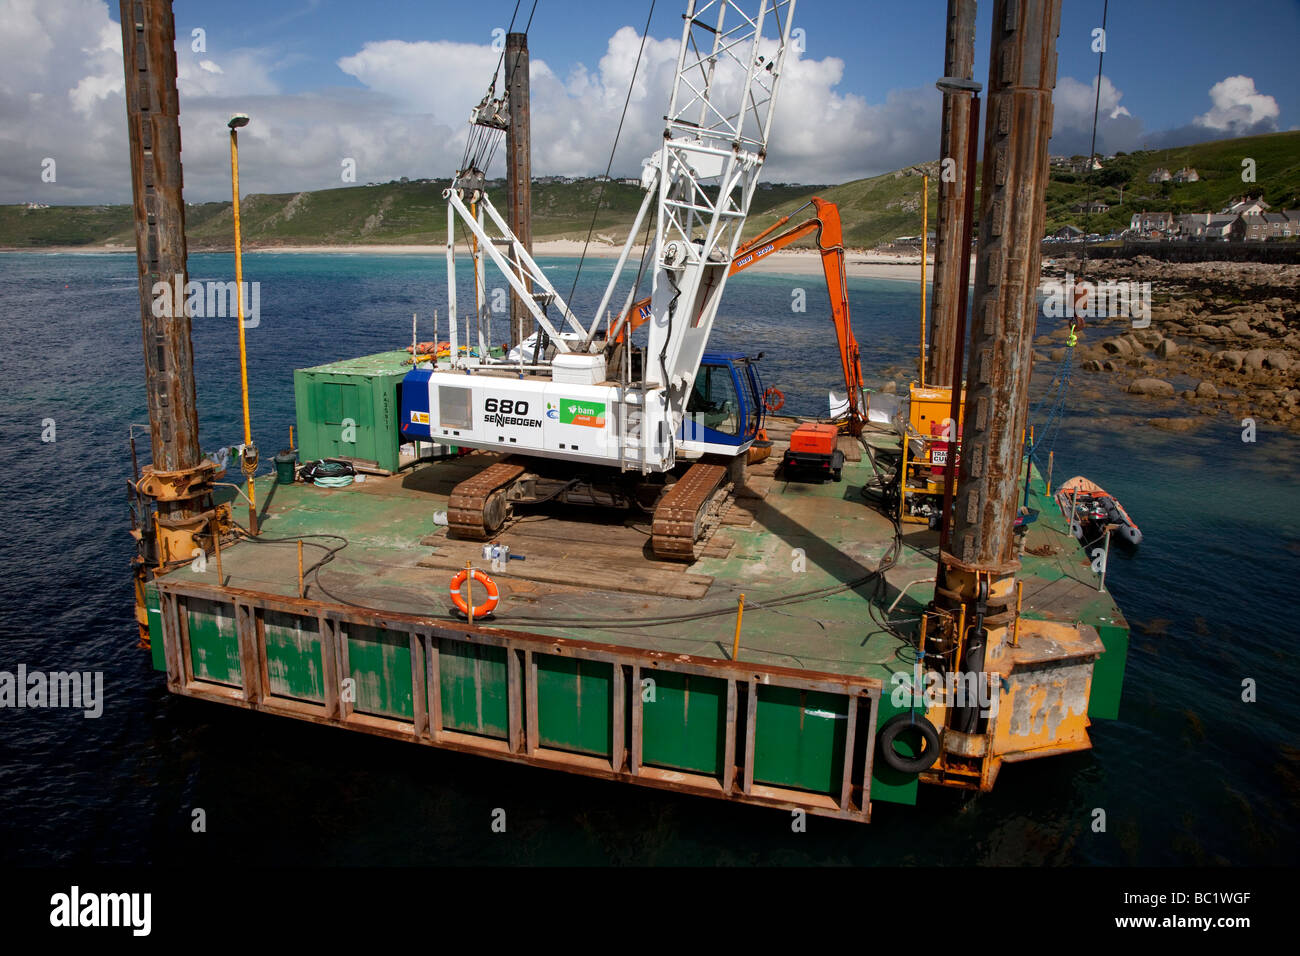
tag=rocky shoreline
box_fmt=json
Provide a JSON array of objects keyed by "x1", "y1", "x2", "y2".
[{"x1": 1037, "y1": 256, "x2": 1300, "y2": 433}]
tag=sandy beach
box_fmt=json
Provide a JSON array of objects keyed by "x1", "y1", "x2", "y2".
[{"x1": 9, "y1": 239, "x2": 948, "y2": 283}]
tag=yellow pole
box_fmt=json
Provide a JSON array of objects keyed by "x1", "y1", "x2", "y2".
[
  {"x1": 731, "y1": 593, "x2": 745, "y2": 660},
  {"x1": 153, "y1": 513, "x2": 165, "y2": 571},
  {"x1": 1046, "y1": 450, "x2": 1054, "y2": 497},
  {"x1": 229, "y1": 121, "x2": 259, "y2": 534},
  {"x1": 919, "y1": 174, "x2": 929, "y2": 388},
  {"x1": 1011, "y1": 580, "x2": 1024, "y2": 647},
  {"x1": 465, "y1": 560, "x2": 475, "y2": 625},
  {"x1": 955, "y1": 603, "x2": 966, "y2": 665},
  {"x1": 213, "y1": 525, "x2": 224, "y2": 586}
]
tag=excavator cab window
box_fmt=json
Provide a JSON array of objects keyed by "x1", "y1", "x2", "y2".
[{"x1": 688, "y1": 362, "x2": 740, "y2": 437}]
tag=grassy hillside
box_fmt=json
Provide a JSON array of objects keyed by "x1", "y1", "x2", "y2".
[
  {"x1": 749, "y1": 130, "x2": 1300, "y2": 247},
  {"x1": 0, "y1": 177, "x2": 818, "y2": 249},
  {"x1": 1042, "y1": 130, "x2": 1300, "y2": 234},
  {"x1": 744, "y1": 164, "x2": 946, "y2": 249},
  {"x1": 0, "y1": 204, "x2": 135, "y2": 247},
  {"x1": 3, "y1": 130, "x2": 1296, "y2": 250}
]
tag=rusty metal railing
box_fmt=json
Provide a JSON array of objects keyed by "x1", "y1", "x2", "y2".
[{"x1": 153, "y1": 579, "x2": 882, "y2": 821}]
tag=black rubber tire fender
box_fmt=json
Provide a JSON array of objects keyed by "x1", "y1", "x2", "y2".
[{"x1": 878, "y1": 712, "x2": 941, "y2": 774}]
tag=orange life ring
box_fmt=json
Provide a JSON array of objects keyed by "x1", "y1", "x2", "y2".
[
  {"x1": 449, "y1": 567, "x2": 499, "y2": 617},
  {"x1": 762, "y1": 387, "x2": 785, "y2": 412}
]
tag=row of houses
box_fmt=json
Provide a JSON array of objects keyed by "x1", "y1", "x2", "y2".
[
  {"x1": 533, "y1": 175, "x2": 642, "y2": 186},
  {"x1": 1127, "y1": 198, "x2": 1299, "y2": 241},
  {"x1": 1050, "y1": 154, "x2": 1107, "y2": 174},
  {"x1": 1147, "y1": 166, "x2": 1200, "y2": 183}
]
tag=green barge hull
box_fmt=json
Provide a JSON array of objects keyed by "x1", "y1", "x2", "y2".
[{"x1": 144, "y1": 417, "x2": 1127, "y2": 822}]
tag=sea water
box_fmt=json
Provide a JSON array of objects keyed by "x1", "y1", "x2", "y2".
[{"x1": 0, "y1": 251, "x2": 1295, "y2": 864}]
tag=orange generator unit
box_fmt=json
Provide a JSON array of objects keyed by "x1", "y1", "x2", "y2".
[{"x1": 782, "y1": 423, "x2": 844, "y2": 482}]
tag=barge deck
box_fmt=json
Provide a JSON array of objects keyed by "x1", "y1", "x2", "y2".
[{"x1": 144, "y1": 417, "x2": 1128, "y2": 822}]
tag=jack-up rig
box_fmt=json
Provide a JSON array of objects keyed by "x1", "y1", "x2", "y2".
[{"x1": 123, "y1": 0, "x2": 1127, "y2": 822}]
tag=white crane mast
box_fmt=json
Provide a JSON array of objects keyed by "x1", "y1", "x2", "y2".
[
  {"x1": 424, "y1": 0, "x2": 795, "y2": 474},
  {"x1": 643, "y1": 0, "x2": 796, "y2": 420}
]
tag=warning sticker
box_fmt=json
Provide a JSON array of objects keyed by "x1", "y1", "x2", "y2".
[
  {"x1": 556, "y1": 399, "x2": 606, "y2": 428},
  {"x1": 410, "y1": 411, "x2": 429, "y2": 425}
]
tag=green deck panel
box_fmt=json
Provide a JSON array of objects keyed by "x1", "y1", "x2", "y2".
[
  {"x1": 264, "y1": 610, "x2": 326, "y2": 703},
  {"x1": 641, "y1": 671, "x2": 727, "y2": 776},
  {"x1": 1089, "y1": 623, "x2": 1129, "y2": 720},
  {"x1": 163, "y1": 423, "x2": 1128, "y2": 805},
  {"x1": 1013, "y1": 471, "x2": 1131, "y2": 719},
  {"x1": 536, "y1": 655, "x2": 613, "y2": 756},
  {"x1": 752, "y1": 686, "x2": 849, "y2": 794},
  {"x1": 146, "y1": 583, "x2": 165, "y2": 672},
  {"x1": 439, "y1": 640, "x2": 509, "y2": 739},
  {"x1": 867, "y1": 698, "x2": 925, "y2": 805},
  {"x1": 345, "y1": 623, "x2": 415, "y2": 719},
  {"x1": 186, "y1": 596, "x2": 242, "y2": 686}
]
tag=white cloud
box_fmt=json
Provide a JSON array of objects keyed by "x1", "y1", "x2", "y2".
[
  {"x1": 1195, "y1": 75, "x2": 1279, "y2": 134},
  {"x1": 0, "y1": 0, "x2": 284, "y2": 203},
  {"x1": 1049, "y1": 74, "x2": 1143, "y2": 154},
  {"x1": 0, "y1": 0, "x2": 128, "y2": 200},
  {"x1": 0, "y1": 6, "x2": 948, "y2": 204},
  {"x1": 4, "y1": 6, "x2": 1289, "y2": 213},
  {"x1": 335, "y1": 27, "x2": 940, "y2": 187}
]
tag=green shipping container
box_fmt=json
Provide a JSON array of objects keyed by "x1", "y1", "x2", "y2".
[{"x1": 293, "y1": 350, "x2": 409, "y2": 473}]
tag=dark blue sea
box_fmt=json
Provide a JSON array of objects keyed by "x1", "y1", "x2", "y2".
[{"x1": 1, "y1": 251, "x2": 1296, "y2": 865}]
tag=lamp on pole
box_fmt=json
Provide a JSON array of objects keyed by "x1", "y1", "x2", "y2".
[{"x1": 227, "y1": 112, "x2": 258, "y2": 534}]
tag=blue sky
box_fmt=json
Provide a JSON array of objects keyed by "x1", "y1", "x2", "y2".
[
  {"x1": 2, "y1": 0, "x2": 1296, "y2": 202},
  {"x1": 188, "y1": 0, "x2": 1300, "y2": 138}
]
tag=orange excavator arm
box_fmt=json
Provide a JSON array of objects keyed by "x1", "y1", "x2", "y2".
[
  {"x1": 731, "y1": 197, "x2": 866, "y2": 434},
  {"x1": 610, "y1": 198, "x2": 866, "y2": 436}
]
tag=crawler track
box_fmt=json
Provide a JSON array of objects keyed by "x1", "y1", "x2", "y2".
[
  {"x1": 447, "y1": 459, "x2": 526, "y2": 540},
  {"x1": 651, "y1": 462, "x2": 732, "y2": 561}
]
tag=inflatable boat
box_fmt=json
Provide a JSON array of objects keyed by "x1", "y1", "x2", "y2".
[{"x1": 1055, "y1": 475, "x2": 1143, "y2": 549}]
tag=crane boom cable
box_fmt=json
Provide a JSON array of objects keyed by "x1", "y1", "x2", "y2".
[
  {"x1": 565, "y1": 0, "x2": 657, "y2": 314},
  {"x1": 459, "y1": 0, "x2": 537, "y2": 177},
  {"x1": 1082, "y1": 0, "x2": 1108, "y2": 267}
]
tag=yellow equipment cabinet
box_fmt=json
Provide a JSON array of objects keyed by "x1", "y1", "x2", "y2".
[{"x1": 899, "y1": 383, "x2": 964, "y2": 525}]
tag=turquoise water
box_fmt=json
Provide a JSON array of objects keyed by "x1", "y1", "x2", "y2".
[{"x1": 0, "y1": 251, "x2": 1296, "y2": 864}]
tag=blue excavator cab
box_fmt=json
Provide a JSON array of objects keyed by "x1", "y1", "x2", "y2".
[{"x1": 678, "y1": 351, "x2": 765, "y2": 454}]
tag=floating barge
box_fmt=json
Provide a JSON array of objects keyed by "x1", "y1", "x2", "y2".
[
  {"x1": 142, "y1": 397, "x2": 1127, "y2": 822},
  {"x1": 123, "y1": 0, "x2": 1126, "y2": 823}
]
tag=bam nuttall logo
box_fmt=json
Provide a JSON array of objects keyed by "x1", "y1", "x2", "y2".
[{"x1": 559, "y1": 399, "x2": 606, "y2": 428}]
